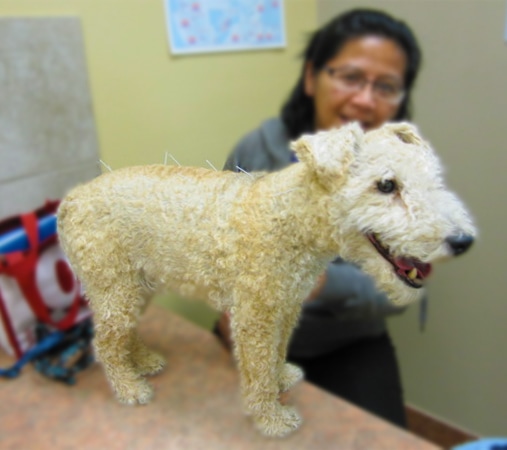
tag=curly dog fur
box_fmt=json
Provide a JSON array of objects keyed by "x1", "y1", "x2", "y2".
[{"x1": 57, "y1": 122, "x2": 475, "y2": 437}]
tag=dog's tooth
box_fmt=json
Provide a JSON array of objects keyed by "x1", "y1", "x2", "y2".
[{"x1": 408, "y1": 268, "x2": 418, "y2": 280}]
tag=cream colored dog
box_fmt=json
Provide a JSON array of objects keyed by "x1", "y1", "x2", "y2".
[{"x1": 57, "y1": 122, "x2": 475, "y2": 437}]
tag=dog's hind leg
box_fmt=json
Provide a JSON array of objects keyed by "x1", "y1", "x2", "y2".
[
  {"x1": 127, "y1": 293, "x2": 167, "y2": 376},
  {"x1": 87, "y1": 282, "x2": 155, "y2": 405},
  {"x1": 231, "y1": 296, "x2": 302, "y2": 437}
]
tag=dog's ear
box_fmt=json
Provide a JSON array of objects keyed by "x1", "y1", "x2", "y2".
[
  {"x1": 379, "y1": 121, "x2": 426, "y2": 147},
  {"x1": 290, "y1": 122, "x2": 362, "y2": 189}
]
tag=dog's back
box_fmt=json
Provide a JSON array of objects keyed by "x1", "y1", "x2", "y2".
[{"x1": 57, "y1": 165, "x2": 256, "y2": 305}]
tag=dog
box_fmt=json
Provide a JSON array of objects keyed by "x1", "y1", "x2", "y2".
[{"x1": 57, "y1": 122, "x2": 476, "y2": 437}]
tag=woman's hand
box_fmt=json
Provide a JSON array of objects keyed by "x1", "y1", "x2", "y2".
[{"x1": 307, "y1": 272, "x2": 327, "y2": 302}]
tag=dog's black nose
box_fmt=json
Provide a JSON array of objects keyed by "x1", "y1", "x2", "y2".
[{"x1": 446, "y1": 234, "x2": 474, "y2": 256}]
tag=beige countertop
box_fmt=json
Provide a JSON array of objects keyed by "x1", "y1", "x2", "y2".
[{"x1": 0, "y1": 305, "x2": 440, "y2": 449}]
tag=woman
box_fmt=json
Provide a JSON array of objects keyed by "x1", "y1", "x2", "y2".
[{"x1": 215, "y1": 8, "x2": 422, "y2": 428}]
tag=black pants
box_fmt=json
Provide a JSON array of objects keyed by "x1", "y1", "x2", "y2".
[{"x1": 288, "y1": 333, "x2": 407, "y2": 428}]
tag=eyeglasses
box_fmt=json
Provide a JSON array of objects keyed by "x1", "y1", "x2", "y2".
[{"x1": 325, "y1": 67, "x2": 405, "y2": 105}]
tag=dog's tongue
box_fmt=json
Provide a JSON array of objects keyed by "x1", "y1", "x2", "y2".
[{"x1": 395, "y1": 257, "x2": 432, "y2": 279}]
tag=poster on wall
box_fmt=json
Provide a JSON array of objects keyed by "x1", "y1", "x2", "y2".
[{"x1": 164, "y1": 0, "x2": 286, "y2": 55}]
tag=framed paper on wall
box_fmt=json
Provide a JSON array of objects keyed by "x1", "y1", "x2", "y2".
[{"x1": 164, "y1": 0, "x2": 286, "y2": 55}]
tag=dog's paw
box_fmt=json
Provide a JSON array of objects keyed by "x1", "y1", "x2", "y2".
[
  {"x1": 253, "y1": 404, "x2": 302, "y2": 438},
  {"x1": 279, "y1": 363, "x2": 304, "y2": 392},
  {"x1": 115, "y1": 378, "x2": 154, "y2": 405},
  {"x1": 133, "y1": 350, "x2": 167, "y2": 376}
]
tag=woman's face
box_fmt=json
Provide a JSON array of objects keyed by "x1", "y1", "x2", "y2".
[{"x1": 304, "y1": 35, "x2": 407, "y2": 132}]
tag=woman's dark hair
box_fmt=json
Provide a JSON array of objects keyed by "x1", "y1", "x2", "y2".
[{"x1": 281, "y1": 9, "x2": 422, "y2": 138}]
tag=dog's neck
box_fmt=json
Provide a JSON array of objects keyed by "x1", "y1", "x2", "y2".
[{"x1": 244, "y1": 163, "x2": 340, "y2": 262}]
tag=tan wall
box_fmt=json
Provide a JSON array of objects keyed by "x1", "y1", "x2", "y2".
[
  {"x1": 0, "y1": 0, "x2": 316, "y2": 168},
  {"x1": 317, "y1": 0, "x2": 507, "y2": 436}
]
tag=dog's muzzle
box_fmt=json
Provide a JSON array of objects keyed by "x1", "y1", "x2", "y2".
[{"x1": 367, "y1": 231, "x2": 474, "y2": 289}]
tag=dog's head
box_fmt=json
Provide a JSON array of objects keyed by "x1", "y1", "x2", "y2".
[{"x1": 292, "y1": 122, "x2": 477, "y2": 305}]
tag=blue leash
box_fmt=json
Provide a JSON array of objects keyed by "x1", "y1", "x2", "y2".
[
  {"x1": 0, "y1": 330, "x2": 65, "y2": 378},
  {"x1": 0, "y1": 318, "x2": 94, "y2": 384},
  {"x1": 32, "y1": 319, "x2": 94, "y2": 385}
]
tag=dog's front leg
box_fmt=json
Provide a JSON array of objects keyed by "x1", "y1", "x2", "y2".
[
  {"x1": 277, "y1": 303, "x2": 304, "y2": 393},
  {"x1": 230, "y1": 297, "x2": 302, "y2": 437}
]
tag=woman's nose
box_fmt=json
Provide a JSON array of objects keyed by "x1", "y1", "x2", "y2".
[{"x1": 350, "y1": 83, "x2": 376, "y2": 107}]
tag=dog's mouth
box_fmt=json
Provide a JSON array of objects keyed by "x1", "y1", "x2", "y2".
[{"x1": 367, "y1": 233, "x2": 432, "y2": 288}]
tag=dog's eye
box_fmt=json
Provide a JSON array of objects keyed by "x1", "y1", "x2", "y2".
[{"x1": 377, "y1": 179, "x2": 397, "y2": 194}]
